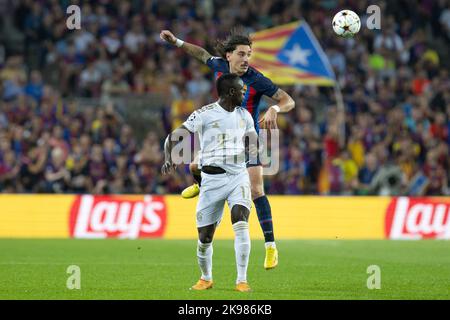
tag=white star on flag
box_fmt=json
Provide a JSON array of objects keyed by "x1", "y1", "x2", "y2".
[{"x1": 283, "y1": 44, "x2": 312, "y2": 66}]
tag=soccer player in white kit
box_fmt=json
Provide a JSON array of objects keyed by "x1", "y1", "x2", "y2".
[{"x1": 162, "y1": 74, "x2": 258, "y2": 292}]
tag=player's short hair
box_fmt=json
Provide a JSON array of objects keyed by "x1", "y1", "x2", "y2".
[
  {"x1": 215, "y1": 27, "x2": 252, "y2": 59},
  {"x1": 216, "y1": 73, "x2": 241, "y2": 97}
]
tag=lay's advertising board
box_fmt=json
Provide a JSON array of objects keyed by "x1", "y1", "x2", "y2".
[{"x1": 0, "y1": 195, "x2": 449, "y2": 240}]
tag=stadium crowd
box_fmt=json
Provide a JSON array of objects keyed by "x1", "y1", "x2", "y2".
[{"x1": 0, "y1": 0, "x2": 449, "y2": 195}]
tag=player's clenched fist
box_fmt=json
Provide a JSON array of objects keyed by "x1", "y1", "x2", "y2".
[{"x1": 160, "y1": 30, "x2": 177, "y2": 45}]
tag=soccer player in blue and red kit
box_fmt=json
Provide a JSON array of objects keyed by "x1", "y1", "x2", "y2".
[{"x1": 160, "y1": 28, "x2": 295, "y2": 270}]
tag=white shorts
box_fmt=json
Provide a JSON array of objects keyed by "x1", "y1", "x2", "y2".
[{"x1": 196, "y1": 170, "x2": 252, "y2": 228}]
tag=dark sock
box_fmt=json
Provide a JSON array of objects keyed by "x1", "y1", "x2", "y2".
[
  {"x1": 253, "y1": 195, "x2": 274, "y2": 243},
  {"x1": 193, "y1": 172, "x2": 202, "y2": 186}
]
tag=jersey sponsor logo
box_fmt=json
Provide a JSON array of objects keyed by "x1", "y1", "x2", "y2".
[
  {"x1": 69, "y1": 195, "x2": 167, "y2": 239},
  {"x1": 385, "y1": 197, "x2": 450, "y2": 239}
]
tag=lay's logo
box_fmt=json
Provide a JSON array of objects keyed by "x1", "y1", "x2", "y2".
[
  {"x1": 385, "y1": 197, "x2": 450, "y2": 240},
  {"x1": 69, "y1": 195, "x2": 167, "y2": 239}
]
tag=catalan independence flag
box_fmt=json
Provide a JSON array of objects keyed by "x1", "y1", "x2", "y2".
[{"x1": 251, "y1": 21, "x2": 336, "y2": 86}]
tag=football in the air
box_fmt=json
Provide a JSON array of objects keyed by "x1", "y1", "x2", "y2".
[{"x1": 332, "y1": 10, "x2": 361, "y2": 38}]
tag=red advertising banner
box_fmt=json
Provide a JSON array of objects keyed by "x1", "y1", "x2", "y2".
[
  {"x1": 69, "y1": 195, "x2": 167, "y2": 239},
  {"x1": 385, "y1": 197, "x2": 450, "y2": 240}
]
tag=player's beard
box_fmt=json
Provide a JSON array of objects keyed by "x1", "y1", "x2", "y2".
[{"x1": 234, "y1": 97, "x2": 243, "y2": 106}]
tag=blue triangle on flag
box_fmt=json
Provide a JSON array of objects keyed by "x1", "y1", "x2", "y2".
[{"x1": 276, "y1": 22, "x2": 336, "y2": 80}]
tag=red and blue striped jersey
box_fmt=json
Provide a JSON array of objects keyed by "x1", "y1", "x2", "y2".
[{"x1": 206, "y1": 57, "x2": 279, "y2": 133}]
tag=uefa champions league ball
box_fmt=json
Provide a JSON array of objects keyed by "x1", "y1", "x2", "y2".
[{"x1": 332, "y1": 10, "x2": 361, "y2": 38}]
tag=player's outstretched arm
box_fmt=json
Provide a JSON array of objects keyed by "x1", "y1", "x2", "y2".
[
  {"x1": 160, "y1": 30, "x2": 212, "y2": 64},
  {"x1": 270, "y1": 89, "x2": 295, "y2": 113},
  {"x1": 260, "y1": 89, "x2": 295, "y2": 129}
]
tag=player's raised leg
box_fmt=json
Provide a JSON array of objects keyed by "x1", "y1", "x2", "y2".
[
  {"x1": 182, "y1": 162, "x2": 201, "y2": 199},
  {"x1": 248, "y1": 165, "x2": 278, "y2": 270},
  {"x1": 182, "y1": 149, "x2": 201, "y2": 199}
]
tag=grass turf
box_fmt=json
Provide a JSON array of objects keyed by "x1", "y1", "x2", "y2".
[{"x1": 0, "y1": 239, "x2": 449, "y2": 300}]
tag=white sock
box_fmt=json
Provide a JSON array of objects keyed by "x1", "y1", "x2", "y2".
[
  {"x1": 233, "y1": 221, "x2": 251, "y2": 284},
  {"x1": 197, "y1": 240, "x2": 213, "y2": 281},
  {"x1": 265, "y1": 242, "x2": 276, "y2": 249}
]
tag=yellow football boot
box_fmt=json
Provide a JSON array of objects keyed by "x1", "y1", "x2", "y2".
[
  {"x1": 182, "y1": 184, "x2": 200, "y2": 199},
  {"x1": 190, "y1": 279, "x2": 213, "y2": 290},
  {"x1": 264, "y1": 246, "x2": 278, "y2": 270}
]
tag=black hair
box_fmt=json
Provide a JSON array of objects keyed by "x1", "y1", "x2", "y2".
[
  {"x1": 216, "y1": 73, "x2": 241, "y2": 97},
  {"x1": 215, "y1": 27, "x2": 252, "y2": 59}
]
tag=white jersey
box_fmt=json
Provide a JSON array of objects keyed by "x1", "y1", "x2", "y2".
[{"x1": 182, "y1": 101, "x2": 256, "y2": 174}]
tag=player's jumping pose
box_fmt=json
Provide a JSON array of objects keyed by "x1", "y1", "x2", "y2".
[{"x1": 161, "y1": 28, "x2": 295, "y2": 269}]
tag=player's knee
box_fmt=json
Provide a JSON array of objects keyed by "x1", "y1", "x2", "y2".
[
  {"x1": 199, "y1": 233, "x2": 213, "y2": 244},
  {"x1": 250, "y1": 185, "x2": 264, "y2": 200},
  {"x1": 189, "y1": 163, "x2": 200, "y2": 174},
  {"x1": 231, "y1": 205, "x2": 250, "y2": 224},
  {"x1": 198, "y1": 227, "x2": 214, "y2": 243}
]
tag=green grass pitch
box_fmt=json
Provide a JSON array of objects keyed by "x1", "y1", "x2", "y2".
[{"x1": 0, "y1": 239, "x2": 449, "y2": 300}]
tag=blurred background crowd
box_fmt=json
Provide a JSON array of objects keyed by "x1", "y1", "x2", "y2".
[{"x1": 0, "y1": 0, "x2": 449, "y2": 195}]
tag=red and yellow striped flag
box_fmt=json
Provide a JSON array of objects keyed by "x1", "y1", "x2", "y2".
[{"x1": 251, "y1": 21, "x2": 336, "y2": 86}]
